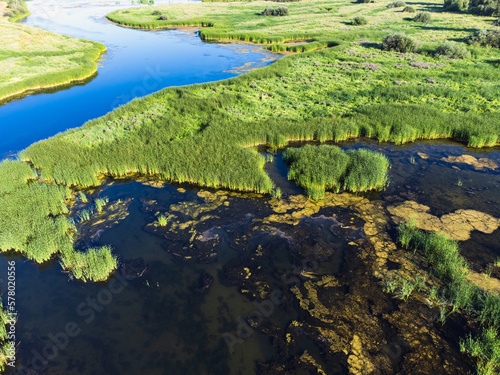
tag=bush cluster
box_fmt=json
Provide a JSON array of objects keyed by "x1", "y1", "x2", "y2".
[
  {"x1": 6, "y1": 0, "x2": 26, "y2": 15},
  {"x1": 443, "y1": 0, "x2": 469, "y2": 11},
  {"x1": 151, "y1": 10, "x2": 162, "y2": 15},
  {"x1": 3, "y1": 10, "x2": 14, "y2": 17},
  {"x1": 387, "y1": 0, "x2": 406, "y2": 7},
  {"x1": 357, "y1": 0, "x2": 375, "y2": 3},
  {"x1": 402, "y1": 5, "x2": 416, "y2": 11},
  {"x1": 413, "y1": 11, "x2": 432, "y2": 22},
  {"x1": 261, "y1": 6, "x2": 289, "y2": 16},
  {"x1": 435, "y1": 41, "x2": 471, "y2": 58},
  {"x1": 381, "y1": 32, "x2": 416, "y2": 52},
  {"x1": 159, "y1": 14, "x2": 169, "y2": 20},
  {"x1": 466, "y1": 28, "x2": 500, "y2": 47},
  {"x1": 352, "y1": 16, "x2": 368, "y2": 25}
]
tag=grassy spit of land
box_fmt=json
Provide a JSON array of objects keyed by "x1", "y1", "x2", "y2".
[{"x1": 0, "y1": 1, "x2": 105, "y2": 104}]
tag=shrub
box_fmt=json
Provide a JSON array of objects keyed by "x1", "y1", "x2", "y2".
[
  {"x1": 261, "y1": 6, "x2": 289, "y2": 16},
  {"x1": 381, "y1": 32, "x2": 416, "y2": 52},
  {"x1": 435, "y1": 41, "x2": 471, "y2": 58},
  {"x1": 151, "y1": 10, "x2": 162, "y2": 15},
  {"x1": 469, "y1": 0, "x2": 499, "y2": 15},
  {"x1": 443, "y1": 0, "x2": 469, "y2": 11},
  {"x1": 261, "y1": 6, "x2": 274, "y2": 15},
  {"x1": 494, "y1": 18, "x2": 500, "y2": 26},
  {"x1": 387, "y1": 0, "x2": 406, "y2": 7},
  {"x1": 357, "y1": 0, "x2": 375, "y2": 3},
  {"x1": 2, "y1": 10, "x2": 13, "y2": 17},
  {"x1": 413, "y1": 11, "x2": 432, "y2": 22},
  {"x1": 466, "y1": 29, "x2": 500, "y2": 48},
  {"x1": 352, "y1": 16, "x2": 368, "y2": 25},
  {"x1": 273, "y1": 6, "x2": 289, "y2": 16},
  {"x1": 402, "y1": 5, "x2": 416, "y2": 11},
  {"x1": 158, "y1": 14, "x2": 169, "y2": 20}
]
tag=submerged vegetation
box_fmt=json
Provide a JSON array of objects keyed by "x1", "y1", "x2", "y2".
[
  {"x1": 397, "y1": 222, "x2": 500, "y2": 375},
  {"x1": 0, "y1": 7, "x2": 105, "y2": 103},
  {"x1": 284, "y1": 145, "x2": 389, "y2": 199}
]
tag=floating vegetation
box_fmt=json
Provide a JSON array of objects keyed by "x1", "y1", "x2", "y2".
[
  {"x1": 284, "y1": 145, "x2": 389, "y2": 199},
  {"x1": 95, "y1": 196, "x2": 109, "y2": 213}
]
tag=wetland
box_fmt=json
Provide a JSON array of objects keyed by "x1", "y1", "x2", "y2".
[{"x1": 0, "y1": 0, "x2": 499, "y2": 374}]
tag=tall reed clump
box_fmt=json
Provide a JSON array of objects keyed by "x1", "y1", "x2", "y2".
[
  {"x1": 60, "y1": 245, "x2": 118, "y2": 282},
  {"x1": 0, "y1": 160, "x2": 118, "y2": 281},
  {"x1": 95, "y1": 197, "x2": 109, "y2": 213},
  {"x1": 398, "y1": 221, "x2": 500, "y2": 374},
  {"x1": 343, "y1": 149, "x2": 390, "y2": 192},
  {"x1": 284, "y1": 145, "x2": 389, "y2": 199}
]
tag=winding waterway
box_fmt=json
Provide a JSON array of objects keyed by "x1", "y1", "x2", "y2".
[
  {"x1": 1, "y1": 2, "x2": 500, "y2": 375},
  {"x1": 0, "y1": 0, "x2": 277, "y2": 157}
]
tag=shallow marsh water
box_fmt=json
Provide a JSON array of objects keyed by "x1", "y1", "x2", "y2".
[{"x1": 1, "y1": 139, "x2": 498, "y2": 374}]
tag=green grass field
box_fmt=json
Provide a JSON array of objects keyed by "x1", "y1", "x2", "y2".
[{"x1": 0, "y1": 4, "x2": 105, "y2": 103}]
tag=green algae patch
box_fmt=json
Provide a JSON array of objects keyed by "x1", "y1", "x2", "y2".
[{"x1": 388, "y1": 200, "x2": 500, "y2": 241}]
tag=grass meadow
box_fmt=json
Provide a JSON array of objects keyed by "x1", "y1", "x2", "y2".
[
  {"x1": 284, "y1": 145, "x2": 389, "y2": 199},
  {"x1": 0, "y1": 8, "x2": 104, "y2": 103}
]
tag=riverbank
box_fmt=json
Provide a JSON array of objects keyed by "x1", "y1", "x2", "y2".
[
  {"x1": 0, "y1": 6, "x2": 105, "y2": 104},
  {"x1": 107, "y1": 0, "x2": 496, "y2": 52}
]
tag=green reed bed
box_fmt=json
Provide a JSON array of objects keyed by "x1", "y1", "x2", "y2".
[
  {"x1": 284, "y1": 145, "x2": 389, "y2": 199},
  {"x1": 397, "y1": 222, "x2": 500, "y2": 375},
  {"x1": 0, "y1": 160, "x2": 118, "y2": 282}
]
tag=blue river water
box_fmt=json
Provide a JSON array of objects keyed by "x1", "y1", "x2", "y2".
[{"x1": 0, "y1": 0, "x2": 278, "y2": 158}]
